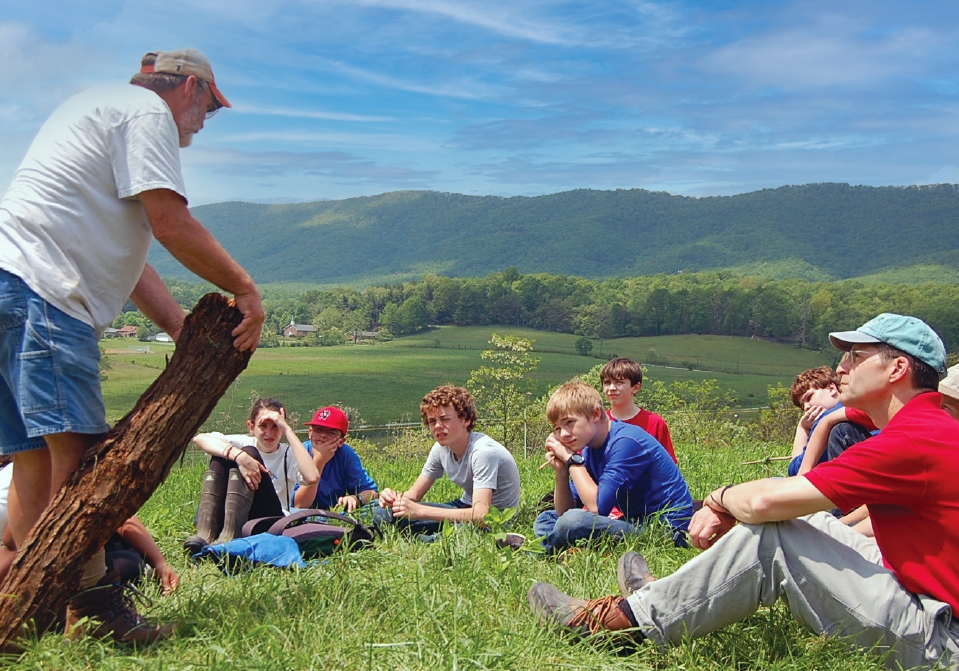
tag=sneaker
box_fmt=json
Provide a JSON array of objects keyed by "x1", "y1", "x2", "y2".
[
  {"x1": 527, "y1": 582, "x2": 639, "y2": 638},
  {"x1": 65, "y1": 571, "x2": 178, "y2": 646},
  {"x1": 495, "y1": 533, "x2": 526, "y2": 551},
  {"x1": 617, "y1": 551, "x2": 656, "y2": 596}
]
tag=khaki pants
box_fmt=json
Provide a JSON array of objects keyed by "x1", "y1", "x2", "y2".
[{"x1": 626, "y1": 512, "x2": 959, "y2": 670}]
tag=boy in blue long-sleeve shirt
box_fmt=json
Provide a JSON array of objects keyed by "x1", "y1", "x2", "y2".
[{"x1": 534, "y1": 381, "x2": 693, "y2": 552}]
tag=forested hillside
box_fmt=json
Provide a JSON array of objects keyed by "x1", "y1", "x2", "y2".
[
  {"x1": 149, "y1": 184, "x2": 959, "y2": 285},
  {"x1": 137, "y1": 270, "x2": 959, "y2": 354}
]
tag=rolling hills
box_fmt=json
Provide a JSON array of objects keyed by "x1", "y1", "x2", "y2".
[{"x1": 149, "y1": 183, "x2": 959, "y2": 286}]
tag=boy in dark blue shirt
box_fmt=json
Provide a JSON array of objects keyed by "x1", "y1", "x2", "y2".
[
  {"x1": 292, "y1": 406, "x2": 378, "y2": 512},
  {"x1": 534, "y1": 381, "x2": 693, "y2": 552}
]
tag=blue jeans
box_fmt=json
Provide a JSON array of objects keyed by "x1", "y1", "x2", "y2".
[
  {"x1": 0, "y1": 269, "x2": 108, "y2": 455},
  {"x1": 372, "y1": 499, "x2": 471, "y2": 542},
  {"x1": 534, "y1": 508, "x2": 688, "y2": 553},
  {"x1": 534, "y1": 509, "x2": 637, "y2": 553}
]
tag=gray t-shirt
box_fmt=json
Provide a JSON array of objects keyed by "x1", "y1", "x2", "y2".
[{"x1": 420, "y1": 432, "x2": 521, "y2": 511}]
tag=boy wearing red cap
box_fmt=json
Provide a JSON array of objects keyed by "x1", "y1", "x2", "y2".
[{"x1": 293, "y1": 406, "x2": 379, "y2": 512}]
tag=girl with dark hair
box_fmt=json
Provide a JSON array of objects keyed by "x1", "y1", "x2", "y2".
[{"x1": 184, "y1": 398, "x2": 319, "y2": 553}]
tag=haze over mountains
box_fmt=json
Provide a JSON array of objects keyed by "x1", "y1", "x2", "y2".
[{"x1": 149, "y1": 183, "x2": 959, "y2": 286}]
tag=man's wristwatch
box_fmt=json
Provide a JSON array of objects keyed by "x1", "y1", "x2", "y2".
[{"x1": 565, "y1": 453, "x2": 585, "y2": 467}]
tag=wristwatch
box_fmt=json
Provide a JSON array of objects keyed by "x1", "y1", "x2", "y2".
[{"x1": 565, "y1": 453, "x2": 585, "y2": 467}]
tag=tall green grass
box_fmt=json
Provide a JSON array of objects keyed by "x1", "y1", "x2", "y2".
[{"x1": 4, "y1": 423, "x2": 884, "y2": 670}]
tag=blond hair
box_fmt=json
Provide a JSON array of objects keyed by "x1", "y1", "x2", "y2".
[{"x1": 547, "y1": 381, "x2": 604, "y2": 424}]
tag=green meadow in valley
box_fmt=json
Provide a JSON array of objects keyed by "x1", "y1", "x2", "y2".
[{"x1": 100, "y1": 327, "x2": 833, "y2": 431}]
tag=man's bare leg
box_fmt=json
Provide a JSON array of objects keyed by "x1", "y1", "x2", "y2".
[
  {"x1": 8, "y1": 448, "x2": 52, "y2": 548},
  {"x1": 9, "y1": 433, "x2": 105, "y2": 588},
  {"x1": 46, "y1": 433, "x2": 106, "y2": 587}
]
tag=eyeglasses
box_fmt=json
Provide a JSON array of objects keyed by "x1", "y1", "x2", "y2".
[
  {"x1": 199, "y1": 81, "x2": 223, "y2": 120},
  {"x1": 205, "y1": 94, "x2": 224, "y2": 120}
]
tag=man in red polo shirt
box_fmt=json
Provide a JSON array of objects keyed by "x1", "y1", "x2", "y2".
[{"x1": 529, "y1": 313, "x2": 959, "y2": 671}]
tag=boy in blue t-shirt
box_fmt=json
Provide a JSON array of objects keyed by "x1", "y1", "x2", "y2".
[
  {"x1": 534, "y1": 381, "x2": 693, "y2": 552},
  {"x1": 292, "y1": 406, "x2": 378, "y2": 512},
  {"x1": 786, "y1": 367, "x2": 872, "y2": 477}
]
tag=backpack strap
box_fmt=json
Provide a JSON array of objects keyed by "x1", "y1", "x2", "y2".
[
  {"x1": 266, "y1": 508, "x2": 381, "y2": 546},
  {"x1": 241, "y1": 516, "x2": 284, "y2": 537}
]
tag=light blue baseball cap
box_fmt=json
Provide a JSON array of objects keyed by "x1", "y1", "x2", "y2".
[{"x1": 829, "y1": 313, "x2": 947, "y2": 375}]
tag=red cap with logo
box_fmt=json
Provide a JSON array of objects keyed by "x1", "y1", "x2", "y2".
[{"x1": 304, "y1": 406, "x2": 349, "y2": 436}]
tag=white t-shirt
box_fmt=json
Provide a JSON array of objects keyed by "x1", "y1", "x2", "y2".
[
  {"x1": 420, "y1": 432, "x2": 521, "y2": 512},
  {"x1": 0, "y1": 83, "x2": 186, "y2": 335},
  {"x1": 0, "y1": 464, "x2": 13, "y2": 537},
  {"x1": 216, "y1": 434, "x2": 306, "y2": 515}
]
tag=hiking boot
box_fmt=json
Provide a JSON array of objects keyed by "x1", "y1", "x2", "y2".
[
  {"x1": 184, "y1": 468, "x2": 226, "y2": 553},
  {"x1": 495, "y1": 533, "x2": 526, "y2": 551},
  {"x1": 617, "y1": 551, "x2": 656, "y2": 597},
  {"x1": 65, "y1": 570, "x2": 177, "y2": 646},
  {"x1": 214, "y1": 468, "x2": 254, "y2": 544},
  {"x1": 527, "y1": 582, "x2": 640, "y2": 639}
]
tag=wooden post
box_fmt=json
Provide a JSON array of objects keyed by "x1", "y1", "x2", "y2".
[{"x1": 0, "y1": 293, "x2": 253, "y2": 649}]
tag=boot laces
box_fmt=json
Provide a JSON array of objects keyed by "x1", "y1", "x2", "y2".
[
  {"x1": 568, "y1": 595, "x2": 622, "y2": 635},
  {"x1": 110, "y1": 582, "x2": 153, "y2": 625}
]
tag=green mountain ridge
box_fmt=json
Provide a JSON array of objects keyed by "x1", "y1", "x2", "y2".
[{"x1": 149, "y1": 183, "x2": 959, "y2": 285}]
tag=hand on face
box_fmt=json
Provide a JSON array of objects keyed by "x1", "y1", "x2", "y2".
[
  {"x1": 799, "y1": 405, "x2": 825, "y2": 431},
  {"x1": 544, "y1": 433, "x2": 571, "y2": 471},
  {"x1": 310, "y1": 427, "x2": 344, "y2": 462}
]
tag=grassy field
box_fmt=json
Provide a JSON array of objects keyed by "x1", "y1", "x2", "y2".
[
  {"x1": 100, "y1": 329, "x2": 833, "y2": 432},
  {"x1": 3, "y1": 420, "x2": 884, "y2": 671}
]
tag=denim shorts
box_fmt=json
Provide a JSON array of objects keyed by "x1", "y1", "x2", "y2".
[{"x1": 0, "y1": 268, "x2": 109, "y2": 455}]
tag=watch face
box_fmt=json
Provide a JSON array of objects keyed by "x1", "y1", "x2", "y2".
[{"x1": 567, "y1": 453, "x2": 585, "y2": 466}]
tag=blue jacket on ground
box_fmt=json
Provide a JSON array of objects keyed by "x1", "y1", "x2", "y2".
[{"x1": 572, "y1": 421, "x2": 693, "y2": 530}]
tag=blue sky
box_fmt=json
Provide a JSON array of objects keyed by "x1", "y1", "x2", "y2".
[{"x1": 3, "y1": 0, "x2": 959, "y2": 205}]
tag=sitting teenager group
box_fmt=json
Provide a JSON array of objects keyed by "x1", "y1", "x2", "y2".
[{"x1": 175, "y1": 311, "x2": 959, "y2": 670}]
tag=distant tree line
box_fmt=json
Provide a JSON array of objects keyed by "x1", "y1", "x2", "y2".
[{"x1": 118, "y1": 269, "x2": 959, "y2": 352}]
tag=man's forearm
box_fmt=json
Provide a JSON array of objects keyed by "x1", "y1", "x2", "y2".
[
  {"x1": 130, "y1": 264, "x2": 186, "y2": 339},
  {"x1": 706, "y1": 476, "x2": 833, "y2": 524}
]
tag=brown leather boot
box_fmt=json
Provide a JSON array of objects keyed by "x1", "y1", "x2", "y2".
[
  {"x1": 65, "y1": 570, "x2": 177, "y2": 646},
  {"x1": 527, "y1": 582, "x2": 642, "y2": 639},
  {"x1": 617, "y1": 551, "x2": 656, "y2": 597},
  {"x1": 184, "y1": 468, "x2": 227, "y2": 553},
  {"x1": 214, "y1": 468, "x2": 254, "y2": 544}
]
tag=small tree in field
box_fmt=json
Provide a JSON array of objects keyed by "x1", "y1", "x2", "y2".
[
  {"x1": 468, "y1": 334, "x2": 540, "y2": 450},
  {"x1": 574, "y1": 336, "x2": 593, "y2": 356}
]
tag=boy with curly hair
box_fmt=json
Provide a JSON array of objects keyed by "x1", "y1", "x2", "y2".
[{"x1": 376, "y1": 385, "x2": 520, "y2": 540}]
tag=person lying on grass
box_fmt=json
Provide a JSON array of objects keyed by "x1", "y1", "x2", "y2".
[
  {"x1": 184, "y1": 397, "x2": 319, "y2": 553},
  {"x1": 0, "y1": 463, "x2": 179, "y2": 595},
  {"x1": 533, "y1": 381, "x2": 693, "y2": 553},
  {"x1": 374, "y1": 385, "x2": 520, "y2": 541},
  {"x1": 529, "y1": 313, "x2": 959, "y2": 671},
  {"x1": 292, "y1": 406, "x2": 379, "y2": 513}
]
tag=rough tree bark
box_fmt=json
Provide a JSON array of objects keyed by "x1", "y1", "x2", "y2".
[{"x1": 0, "y1": 293, "x2": 253, "y2": 649}]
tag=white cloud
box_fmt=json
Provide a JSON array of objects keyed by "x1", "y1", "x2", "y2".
[{"x1": 236, "y1": 105, "x2": 394, "y2": 122}]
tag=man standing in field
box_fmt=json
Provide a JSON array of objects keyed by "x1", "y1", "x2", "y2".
[
  {"x1": 529, "y1": 314, "x2": 959, "y2": 671},
  {"x1": 0, "y1": 48, "x2": 263, "y2": 643}
]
